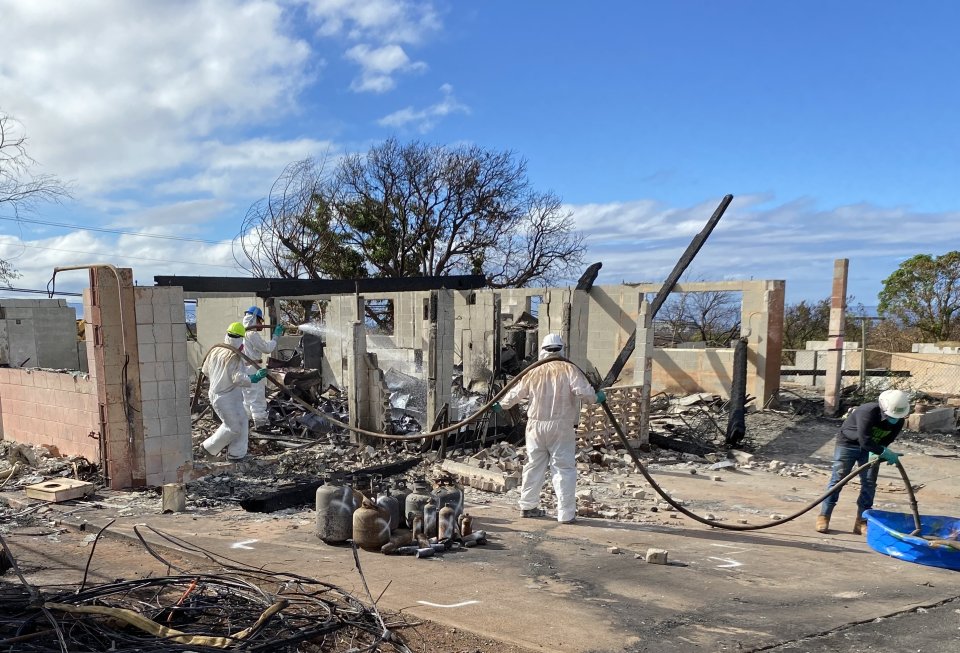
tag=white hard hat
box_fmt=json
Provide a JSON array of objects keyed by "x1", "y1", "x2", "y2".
[
  {"x1": 878, "y1": 389, "x2": 911, "y2": 419},
  {"x1": 540, "y1": 333, "x2": 564, "y2": 352}
]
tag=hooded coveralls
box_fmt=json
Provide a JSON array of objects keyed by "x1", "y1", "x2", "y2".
[
  {"x1": 240, "y1": 312, "x2": 277, "y2": 426},
  {"x1": 201, "y1": 336, "x2": 253, "y2": 459},
  {"x1": 499, "y1": 356, "x2": 597, "y2": 522}
]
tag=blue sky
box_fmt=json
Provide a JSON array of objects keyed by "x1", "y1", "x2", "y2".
[{"x1": 1, "y1": 0, "x2": 958, "y2": 308}]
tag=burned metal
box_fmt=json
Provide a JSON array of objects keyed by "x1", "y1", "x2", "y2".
[
  {"x1": 0, "y1": 526, "x2": 417, "y2": 652},
  {"x1": 154, "y1": 273, "x2": 486, "y2": 297}
]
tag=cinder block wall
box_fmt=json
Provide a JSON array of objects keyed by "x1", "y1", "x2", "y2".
[
  {"x1": 195, "y1": 297, "x2": 262, "y2": 358},
  {"x1": 0, "y1": 299, "x2": 80, "y2": 369},
  {"x1": 134, "y1": 287, "x2": 193, "y2": 486},
  {"x1": 0, "y1": 368, "x2": 100, "y2": 461}
]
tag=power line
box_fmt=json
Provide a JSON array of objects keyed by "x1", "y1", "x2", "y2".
[
  {"x1": 0, "y1": 286, "x2": 82, "y2": 297},
  {"x1": 0, "y1": 214, "x2": 227, "y2": 245},
  {"x1": 2, "y1": 242, "x2": 240, "y2": 269}
]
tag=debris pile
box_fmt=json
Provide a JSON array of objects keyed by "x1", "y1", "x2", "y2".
[{"x1": 0, "y1": 526, "x2": 418, "y2": 652}]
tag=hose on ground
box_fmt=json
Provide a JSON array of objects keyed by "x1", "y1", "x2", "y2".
[
  {"x1": 195, "y1": 344, "x2": 559, "y2": 442},
  {"x1": 599, "y1": 400, "x2": 924, "y2": 533},
  {"x1": 194, "y1": 345, "x2": 924, "y2": 533}
]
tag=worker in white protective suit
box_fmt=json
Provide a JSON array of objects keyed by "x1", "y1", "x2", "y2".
[
  {"x1": 240, "y1": 306, "x2": 284, "y2": 428},
  {"x1": 201, "y1": 322, "x2": 268, "y2": 461},
  {"x1": 493, "y1": 333, "x2": 606, "y2": 524}
]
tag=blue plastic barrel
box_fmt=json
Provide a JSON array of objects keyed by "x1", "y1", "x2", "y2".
[{"x1": 863, "y1": 509, "x2": 960, "y2": 571}]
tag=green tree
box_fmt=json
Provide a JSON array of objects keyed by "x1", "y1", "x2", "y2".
[{"x1": 878, "y1": 252, "x2": 960, "y2": 342}]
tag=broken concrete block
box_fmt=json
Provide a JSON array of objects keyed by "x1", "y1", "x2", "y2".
[
  {"x1": 730, "y1": 450, "x2": 754, "y2": 465},
  {"x1": 906, "y1": 407, "x2": 956, "y2": 433},
  {"x1": 768, "y1": 460, "x2": 785, "y2": 471},
  {"x1": 576, "y1": 489, "x2": 594, "y2": 501},
  {"x1": 25, "y1": 478, "x2": 94, "y2": 503},
  {"x1": 712, "y1": 475, "x2": 723, "y2": 482},
  {"x1": 607, "y1": 546, "x2": 620, "y2": 554},
  {"x1": 632, "y1": 489, "x2": 647, "y2": 500},
  {"x1": 162, "y1": 483, "x2": 186, "y2": 513},
  {"x1": 645, "y1": 548, "x2": 669, "y2": 564}
]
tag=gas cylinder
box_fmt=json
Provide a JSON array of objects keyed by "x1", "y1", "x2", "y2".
[
  {"x1": 458, "y1": 512, "x2": 473, "y2": 537},
  {"x1": 390, "y1": 481, "x2": 412, "y2": 527},
  {"x1": 353, "y1": 498, "x2": 391, "y2": 551},
  {"x1": 422, "y1": 498, "x2": 438, "y2": 538},
  {"x1": 376, "y1": 489, "x2": 400, "y2": 532},
  {"x1": 438, "y1": 505, "x2": 456, "y2": 540},
  {"x1": 315, "y1": 483, "x2": 358, "y2": 544},
  {"x1": 404, "y1": 478, "x2": 433, "y2": 527},
  {"x1": 434, "y1": 481, "x2": 464, "y2": 519}
]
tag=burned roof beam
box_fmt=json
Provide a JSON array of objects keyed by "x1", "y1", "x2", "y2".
[{"x1": 153, "y1": 274, "x2": 486, "y2": 297}]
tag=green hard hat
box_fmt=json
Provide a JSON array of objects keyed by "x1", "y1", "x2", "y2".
[{"x1": 226, "y1": 322, "x2": 246, "y2": 338}]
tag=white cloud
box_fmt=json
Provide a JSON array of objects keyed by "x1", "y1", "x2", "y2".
[
  {"x1": 0, "y1": 230, "x2": 242, "y2": 295},
  {"x1": 0, "y1": 0, "x2": 314, "y2": 193},
  {"x1": 569, "y1": 196, "x2": 960, "y2": 304},
  {"x1": 346, "y1": 44, "x2": 427, "y2": 93},
  {"x1": 377, "y1": 83, "x2": 469, "y2": 132},
  {"x1": 305, "y1": 0, "x2": 440, "y2": 44}
]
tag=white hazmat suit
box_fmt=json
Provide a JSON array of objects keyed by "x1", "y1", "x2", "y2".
[
  {"x1": 201, "y1": 335, "x2": 253, "y2": 459},
  {"x1": 241, "y1": 312, "x2": 277, "y2": 427},
  {"x1": 499, "y1": 345, "x2": 597, "y2": 523}
]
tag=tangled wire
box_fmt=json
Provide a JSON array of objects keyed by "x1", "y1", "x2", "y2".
[{"x1": 0, "y1": 524, "x2": 414, "y2": 653}]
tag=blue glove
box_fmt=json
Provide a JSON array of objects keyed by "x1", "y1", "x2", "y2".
[
  {"x1": 878, "y1": 447, "x2": 901, "y2": 465},
  {"x1": 249, "y1": 369, "x2": 268, "y2": 383},
  {"x1": 273, "y1": 324, "x2": 284, "y2": 339},
  {"x1": 492, "y1": 402, "x2": 503, "y2": 414},
  {"x1": 596, "y1": 390, "x2": 606, "y2": 404}
]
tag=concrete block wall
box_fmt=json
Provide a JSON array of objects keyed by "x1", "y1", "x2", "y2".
[
  {"x1": 0, "y1": 368, "x2": 100, "y2": 461},
  {"x1": 0, "y1": 299, "x2": 80, "y2": 370},
  {"x1": 454, "y1": 291, "x2": 498, "y2": 392},
  {"x1": 196, "y1": 296, "x2": 263, "y2": 359},
  {"x1": 135, "y1": 287, "x2": 192, "y2": 486}
]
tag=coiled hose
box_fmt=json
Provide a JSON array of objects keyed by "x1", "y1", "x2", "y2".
[{"x1": 195, "y1": 345, "x2": 924, "y2": 534}]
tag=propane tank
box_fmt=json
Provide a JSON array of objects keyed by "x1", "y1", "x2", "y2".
[
  {"x1": 376, "y1": 489, "x2": 400, "y2": 532},
  {"x1": 458, "y1": 512, "x2": 473, "y2": 537},
  {"x1": 315, "y1": 483, "x2": 358, "y2": 544},
  {"x1": 353, "y1": 498, "x2": 391, "y2": 551},
  {"x1": 404, "y1": 478, "x2": 433, "y2": 527},
  {"x1": 438, "y1": 505, "x2": 456, "y2": 540},
  {"x1": 434, "y1": 481, "x2": 464, "y2": 519},
  {"x1": 422, "y1": 498, "x2": 438, "y2": 538},
  {"x1": 411, "y1": 514, "x2": 424, "y2": 539},
  {"x1": 390, "y1": 481, "x2": 412, "y2": 527}
]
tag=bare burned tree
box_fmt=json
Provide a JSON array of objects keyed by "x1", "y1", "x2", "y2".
[
  {"x1": 0, "y1": 112, "x2": 71, "y2": 285},
  {"x1": 658, "y1": 289, "x2": 741, "y2": 347},
  {"x1": 233, "y1": 158, "x2": 365, "y2": 280},
  {"x1": 237, "y1": 139, "x2": 585, "y2": 289}
]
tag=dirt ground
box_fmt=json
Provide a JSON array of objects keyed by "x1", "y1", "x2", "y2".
[{"x1": 2, "y1": 393, "x2": 959, "y2": 652}]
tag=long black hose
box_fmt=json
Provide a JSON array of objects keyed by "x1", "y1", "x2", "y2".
[{"x1": 197, "y1": 346, "x2": 924, "y2": 533}]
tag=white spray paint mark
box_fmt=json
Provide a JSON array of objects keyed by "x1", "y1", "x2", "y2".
[
  {"x1": 231, "y1": 539, "x2": 258, "y2": 550},
  {"x1": 416, "y1": 600, "x2": 480, "y2": 608},
  {"x1": 708, "y1": 557, "x2": 743, "y2": 569}
]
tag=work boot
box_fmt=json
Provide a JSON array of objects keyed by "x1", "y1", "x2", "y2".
[
  {"x1": 521, "y1": 507, "x2": 546, "y2": 518},
  {"x1": 815, "y1": 515, "x2": 830, "y2": 533},
  {"x1": 853, "y1": 517, "x2": 867, "y2": 535}
]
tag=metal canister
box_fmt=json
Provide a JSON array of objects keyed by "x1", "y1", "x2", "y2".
[
  {"x1": 434, "y1": 482, "x2": 464, "y2": 520},
  {"x1": 404, "y1": 478, "x2": 434, "y2": 528},
  {"x1": 315, "y1": 483, "x2": 357, "y2": 544},
  {"x1": 422, "y1": 498, "x2": 438, "y2": 538},
  {"x1": 376, "y1": 489, "x2": 401, "y2": 532},
  {"x1": 353, "y1": 498, "x2": 391, "y2": 551},
  {"x1": 390, "y1": 481, "x2": 412, "y2": 527},
  {"x1": 458, "y1": 512, "x2": 473, "y2": 537},
  {"x1": 438, "y1": 505, "x2": 456, "y2": 540}
]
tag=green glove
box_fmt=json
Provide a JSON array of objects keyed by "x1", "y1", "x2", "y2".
[
  {"x1": 878, "y1": 447, "x2": 901, "y2": 465},
  {"x1": 273, "y1": 324, "x2": 284, "y2": 339},
  {"x1": 492, "y1": 402, "x2": 503, "y2": 414},
  {"x1": 596, "y1": 390, "x2": 606, "y2": 404},
  {"x1": 249, "y1": 369, "x2": 268, "y2": 383}
]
